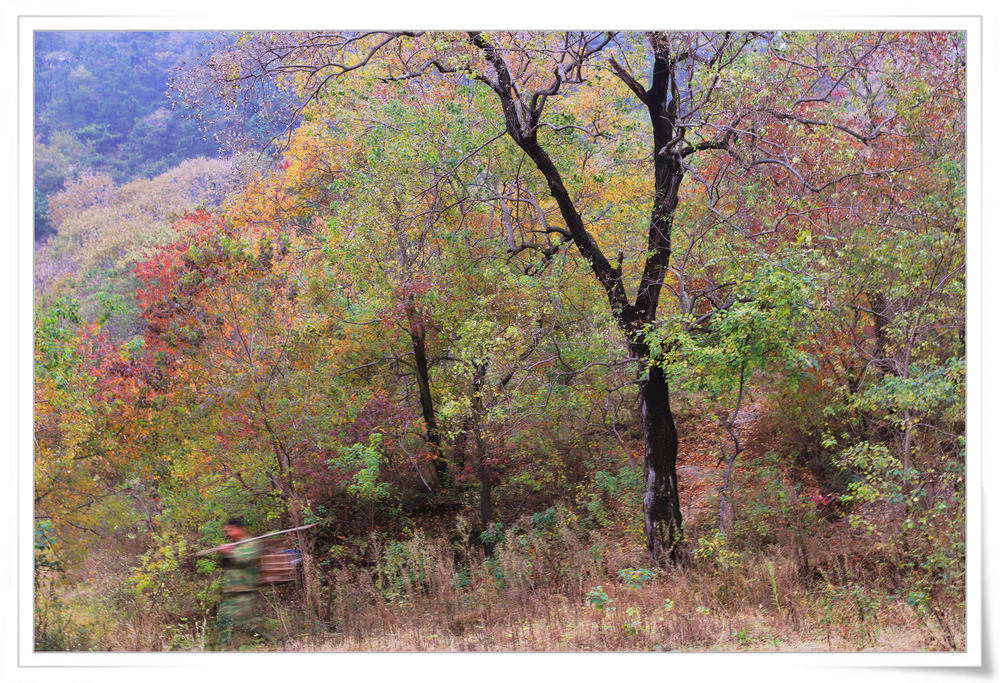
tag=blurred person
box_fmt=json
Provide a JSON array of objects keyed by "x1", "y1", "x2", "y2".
[{"x1": 215, "y1": 516, "x2": 261, "y2": 649}]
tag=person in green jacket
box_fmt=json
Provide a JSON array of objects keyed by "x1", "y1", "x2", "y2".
[{"x1": 216, "y1": 516, "x2": 261, "y2": 649}]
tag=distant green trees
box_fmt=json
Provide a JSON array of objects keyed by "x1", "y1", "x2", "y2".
[{"x1": 33, "y1": 32, "x2": 225, "y2": 240}]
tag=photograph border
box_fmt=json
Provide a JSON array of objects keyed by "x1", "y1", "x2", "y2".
[{"x1": 5, "y1": 3, "x2": 989, "y2": 680}]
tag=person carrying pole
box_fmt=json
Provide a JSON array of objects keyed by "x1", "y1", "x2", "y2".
[
  {"x1": 194, "y1": 520, "x2": 315, "y2": 649},
  {"x1": 214, "y1": 516, "x2": 261, "y2": 649}
]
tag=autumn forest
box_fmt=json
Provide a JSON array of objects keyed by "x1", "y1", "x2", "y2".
[{"x1": 33, "y1": 30, "x2": 967, "y2": 652}]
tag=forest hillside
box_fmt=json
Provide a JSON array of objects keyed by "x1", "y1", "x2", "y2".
[
  {"x1": 33, "y1": 31, "x2": 228, "y2": 240},
  {"x1": 33, "y1": 30, "x2": 967, "y2": 653}
]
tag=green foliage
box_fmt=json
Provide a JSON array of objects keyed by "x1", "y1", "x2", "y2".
[
  {"x1": 128, "y1": 530, "x2": 223, "y2": 620},
  {"x1": 617, "y1": 567, "x2": 653, "y2": 589},
  {"x1": 651, "y1": 258, "x2": 817, "y2": 397},
  {"x1": 529, "y1": 508, "x2": 557, "y2": 532},
  {"x1": 836, "y1": 442, "x2": 916, "y2": 518},
  {"x1": 584, "y1": 585, "x2": 612, "y2": 611},
  {"x1": 851, "y1": 359, "x2": 965, "y2": 431},
  {"x1": 479, "y1": 521, "x2": 505, "y2": 548},
  {"x1": 820, "y1": 582, "x2": 885, "y2": 647},
  {"x1": 484, "y1": 557, "x2": 507, "y2": 592},
  {"x1": 579, "y1": 466, "x2": 643, "y2": 529},
  {"x1": 374, "y1": 532, "x2": 435, "y2": 602},
  {"x1": 692, "y1": 530, "x2": 742, "y2": 568},
  {"x1": 621, "y1": 606, "x2": 643, "y2": 636},
  {"x1": 594, "y1": 467, "x2": 643, "y2": 498},
  {"x1": 34, "y1": 580, "x2": 103, "y2": 651},
  {"x1": 834, "y1": 440, "x2": 965, "y2": 648},
  {"x1": 452, "y1": 570, "x2": 472, "y2": 590},
  {"x1": 721, "y1": 452, "x2": 823, "y2": 551},
  {"x1": 34, "y1": 297, "x2": 84, "y2": 385},
  {"x1": 484, "y1": 506, "x2": 600, "y2": 593},
  {"x1": 34, "y1": 520, "x2": 62, "y2": 573},
  {"x1": 732, "y1": 627, "x2": 752, "y2": 647},
  {"x1": 128, "y1": 532, "x2": 188, "y2": 598},
  {"x1": 328, "y1": 433, "x2": 391, "y2": 502}
]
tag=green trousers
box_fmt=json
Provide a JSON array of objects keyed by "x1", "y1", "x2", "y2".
[{"x1": 217, "y1": 591, "x2": 257, "y2": 648}]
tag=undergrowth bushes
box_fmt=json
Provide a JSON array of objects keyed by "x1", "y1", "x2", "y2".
[{"x1": 34, "y1": 442, "x2": 964, "y2": 652}]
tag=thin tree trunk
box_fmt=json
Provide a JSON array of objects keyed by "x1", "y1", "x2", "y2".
[
  {"x1": 288, "y1": 497, "x2": 321, "y2": 623},
  {"x1": 470, "y1": 363, "x2": 493, "y2": 532},
  {"x1": 902, "y1": 409, "x2": 913, "y2": 475},
  {"x1": 476, "y1": 430, "x2": 493, "y2": 530},
  {"x1": 868, "y1": 291, "x2": 892, "y2": 374},
  {"x1": 718, "y1": 360, "x2": 747, "y2": 536},
  {"x1": 452, "y1": 417, "x2": 470, "y2": 474},
  {"x1": 900, "y1": 407, "x2": 915, "y2": 518},
  {"x1": 406, "y1": 304, "x2": 448, "y2": 487}
]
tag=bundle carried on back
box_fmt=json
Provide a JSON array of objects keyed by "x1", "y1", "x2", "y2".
[{"x1": 195, "y1": 523, "x2": 314, "y2": 585}]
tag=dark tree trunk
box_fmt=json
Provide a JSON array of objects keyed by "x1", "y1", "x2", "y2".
[
  {"x1": 476, "y1": 431, "x2": 493, "y2": 530},
  {"x1": 867, "y1": 290, "x2": 893, "y2": 375},
  {"x1": 515, "y1": 131, "x2": 686, "y2": 564},
  {"x1": 469, "y1": 31, "x2": 687, "y2": 565},
  {"x1": 636, "y1": 360, "x2": 684, "y2": 563},
  {"x1": 407, "y1": 306, "x2": 449, "y2": 487}
]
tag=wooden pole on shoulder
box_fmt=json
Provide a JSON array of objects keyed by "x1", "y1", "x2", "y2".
[{"x1": 193, "y1": 523, "x2": 317, "y2": 556}]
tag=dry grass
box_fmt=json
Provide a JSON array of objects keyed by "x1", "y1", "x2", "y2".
[
  {"x1": 37, "y1": 511, "x2": 964, "y2": 653},
  {"x1": 256, "y1": 517, "x2": 961, "y2": 653},
  {"x1": 268, "y1": 552, "x2": 960, "y2": 652}
]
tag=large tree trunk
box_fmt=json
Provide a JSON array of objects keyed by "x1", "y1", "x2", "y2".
[
  {"x1": 637, "y1": 362, "x2": 684, "y2": 563},
  {"x1": 468, "y1": 31, "x2": 686, "y2": 565}
]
